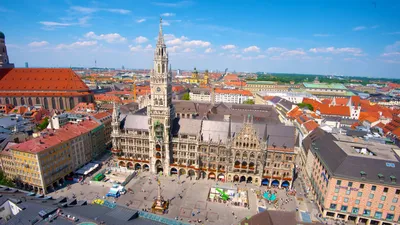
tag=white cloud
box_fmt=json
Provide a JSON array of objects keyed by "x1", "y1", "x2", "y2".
[
  {"x1": 39, "y1": 16, "x2": 90, "y2": 29},
  {"x1": 266, "y1": 47, "x2": 287, "y2": 53},
  {"x1": 135, "y1": 36, "x2": 148, "y2": 44},
  {"x1": 381, "y1": 52, "x2": 400, "y2": 57},
  {"x1": 55, "y1": 41, "x2": 97, "y2": 50},
  {"x1": 221, "y1": 44, "x2": 236, "y2": 50},
  {"x1": 168, "y1": 45, "x2": 181, "y2": 53},
  {"x1": 309, "y1": 47, "x2": 363, "y2": 56},
  {"x1": 129, "y1": 44, "x2": 153, "y2": 53},
  {"x1": 136, "y1": 18, "x2": 146, "y2": 23},
  {"x1": 39, "y1": 21, "x2": 72, "y2": 28},
  {"x1": 152, "y1": 1, "x2": 193, "y2": 7},
  {"x1": 162, "y1": 21, "x2": 170, "y2": 26},
  {"x1": 183, "y1": 40, "x2": 211, "y2": 48},
  {"x1": 205, "y1": 48, "x2": 215, "y2": 53},
  {"x1": 28, "y1": 41, "x2": 49, "y2": 47},
  {"x1": 280, "y1": 49, "x2": 306, "y2": 56},
  {"x1": 183, "y1": 48, "x2": 193, "y2": 52},
  {"x1": 85, "y1": 31, "x2": 127, "y2": 43},
  {"x1": 353, "y1": 26, "x2": 366, "y2": 31},
  {"x1": 384, "y1": 41, "x2": 400, "y2": 52},
  {"x1": 243, "y1": 45, "x2": 260, "y2": 53},
  {"x1": 382, "y1": 59, "x2": 400, "y2": 64},
  {"x1": 70, "y1": 6, "x2": 131, "y2": 14},
  {"x1": 161, "y1": 13, "x2": 175, "y2": 17},
  {"x1": 313, "y1": 34, "x2": 332, "y2": 37}
]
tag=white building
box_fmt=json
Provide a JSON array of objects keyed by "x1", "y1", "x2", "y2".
[
  {"x1": 189, "y1": 88, "x2": 211, "y2": 102},
  {"x1": 214, "y1": 89, "x2": 253, "y2": 104},
  {"x1": 256, "y1": 91, "x2": 315, "y2": 104}
]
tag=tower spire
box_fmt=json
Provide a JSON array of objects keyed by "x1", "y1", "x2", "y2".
[{"x1": 158, "y1": 17, "x2": 164, "y2": 45}]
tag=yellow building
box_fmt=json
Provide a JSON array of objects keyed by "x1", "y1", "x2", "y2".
[{"x1": 183, "y1": 68, "x2": 209, "y2": 85}]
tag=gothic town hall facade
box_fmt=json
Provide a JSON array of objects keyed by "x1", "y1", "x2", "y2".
[{"x1": 111, "y1": 20, "x2": 297, "y2": 187}]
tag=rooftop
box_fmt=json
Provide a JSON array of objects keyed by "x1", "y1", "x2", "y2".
[
  {"x1": 12, "y1": 119, "x2": 100, "y2": 153},
  {"x1": 303, "y1": 83, "x2": 347, "y2": 90}
]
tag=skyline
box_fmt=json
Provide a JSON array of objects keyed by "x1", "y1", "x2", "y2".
[{"x1": 1, "y1": 0, "x2": 400, "y2": 78}]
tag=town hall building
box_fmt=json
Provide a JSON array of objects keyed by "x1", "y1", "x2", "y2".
[{"x1": 111, "y1": 19, "x2": 297, "y2": 187}]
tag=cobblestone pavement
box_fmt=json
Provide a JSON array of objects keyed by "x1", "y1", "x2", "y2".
[{"x1": 49, "y1": 170, "x2": 312, "y2": 225}]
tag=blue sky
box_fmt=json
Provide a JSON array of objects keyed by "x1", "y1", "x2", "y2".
[{"x1": 1, "y1": 0, "x2": 400, "y2": 77}]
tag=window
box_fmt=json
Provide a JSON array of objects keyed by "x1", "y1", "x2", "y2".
[
  {"x1": 359, "y1": 183, "x2": 364, "y2": 189},
  {"x1": 378, "y1": 203, "x2": 383, "y2": 209},
  {"x1": 355, "y1": 199, "x2": 360, "y2": 205},
  {"x1": 363, "y1": 209, "x2": 371, "y2": 216},
  {"x1": 341, "y1": 205, "x2": 348, "y2": 212},
  {"x1": 357, "y1": 192, "x2": 362, "y2": 197},
  {"x1": 351, "y1": 207, "x2": 359, "y2": 214},
  {"x1": 348, "y1": 182, "x2": 353, "y2": 187},
  {"x1": 371, "y1": 185, "x2": 376, "y2": 191},
  {"x1": 393, "y1": 197, "x2": 398, "y2": 203},
  {"x1": 390, "y1": 205, "x2": 395, "y2": 211},
  {"x1": 396, "y1": 189, "x2": 400, "y2": 195},
  {"x1": 367, "y1": 201, "x2": 372, "y2": 206},
  {"x1": 369, "y1": 193, "x2": 374, "y2": 199},
  {"x1": 346, "y1": 190, "x2": 351, "y2": 195},
  {"x1": 386, "y1": 214, "x2": 394, "y2": 221},
  {"x1": 336, "y1": 180, "x2": 342, "y2": 185},
  {"x1": 381, "y1": 196, "x2": 386, "y2": 201},
  {"x1": 330, "y1": 203, "x2": 337, "y2": 210},
  {"x1": 334, "y1": 188, "x2": 339, "y2": 193},
  {"x1": 344, "y1": 197, "x2": 349, "y2": 203},
  {"x1": 384, "y1": 187, "x2": 389, "y2": 193},
  {"x1": 374, "y1": 211, "x2": 382, "y2": 219},
  {"x1": 333, "y1": 196, "x2": 337, "y2": 201}
]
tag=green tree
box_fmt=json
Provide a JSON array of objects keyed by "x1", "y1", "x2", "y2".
[
  {"x1": 37, "y1": 117, "x2": 49, "y2": 131},
  {"x1": 182, "y1": 92, "x2": 190, "y2": 100},
  {"x1": 297, "y1": 103, "x2": 314, "y2": 111},
  {"x1": 0, "y1": 170, "x2": 15, "y2": 187},
  {"x1": 243, "y1": 99, "x2": 255, "y2": 104}
]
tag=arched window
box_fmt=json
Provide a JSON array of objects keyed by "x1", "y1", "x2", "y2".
[
  {"x1": 51, "y1": 97, "x2": 56, "y2": 109},
  {"x1": 20, "y1": 97, "x2": 25, "y2": 105},
  {"x1": 43, "y1": 97, "x2": 49, "y2": 109},
  {"x1": 162, "y1": 64, "x2": 165, "y2": 73},
  {"x1": 59, "y1": 97, "x2": 64, "y2": 109},
  {"x1": 12, "y1": 97, "x2": 17, "y2": 106},
  {"x1": 36, "y1": 97, "x2": 40, "y2": 105},
  {"x1": 28, "y1": 97, "x2": 33, "y2": 106},
  {"x1": 5, "y1": 98, "x2": 10, "y2": 104},
  {"x1": 157, "y1": 64, "x2": 160, "y2": 73}
]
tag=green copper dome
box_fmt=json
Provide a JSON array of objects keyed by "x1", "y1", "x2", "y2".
[{"x1": 0, "y1": 31, "x2": 4, "y2": 39}]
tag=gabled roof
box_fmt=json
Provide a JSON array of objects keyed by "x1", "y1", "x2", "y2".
[
  {"x1": 316, "y1": 105, "x2": 350, "y2": 117},
  {"x1": 303, "y1": 120, "x2": 319, "y2": 132},
  {"x1": 0, "y1": 68, "x2": 89, "y2": 92}
]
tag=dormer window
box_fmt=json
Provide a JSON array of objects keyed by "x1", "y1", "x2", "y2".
[
  {"x1": 378, "y1": 173, "x2": 384, "y2": 182},
  {"x1": 360, "y1": 171, "x2": 367, "y2": 180},
  {"x1": 390, "y1": 175, "x2": 396, "y2": 184}
]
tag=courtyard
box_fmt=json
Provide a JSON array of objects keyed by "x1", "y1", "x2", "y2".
[{"x1": 49, "y1": 170, "x2": 305, "y2": 225}]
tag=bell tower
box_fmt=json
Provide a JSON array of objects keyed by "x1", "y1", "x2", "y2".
[
  {"x1": 148, "y1": 18, "x2": 175, "y2": 174},
  {"x1": 0, "y1": 31, "x2": 14, "y2": 68}
]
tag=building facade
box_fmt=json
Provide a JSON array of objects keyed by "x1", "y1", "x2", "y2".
[
  {"x1": 307, "y1": 133, "x2": 400, "y2": 225},
  {"x1": 111, "y1": 20, "x2": 297, "y2": 187}
]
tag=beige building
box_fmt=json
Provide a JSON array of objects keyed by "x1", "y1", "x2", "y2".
[
  {"x1": 0, "y1": 120, "x2": 103, "y2": 194},
  {"x1": 306, "y1": 132, "x2": 400, "y2": 225},
  {"x1": 111, "y1": 20, "x2": 297, "y2": 187}
]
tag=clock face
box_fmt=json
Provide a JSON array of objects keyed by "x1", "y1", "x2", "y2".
[{"x1": 157, "y1": 87, "x2": 161, "y2": 92}]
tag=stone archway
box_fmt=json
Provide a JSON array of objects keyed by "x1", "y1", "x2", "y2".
[
  {"x1": 135, "y1": 163, "x2": 141, "y2": 170},
  {"x1": 143, "y1": 164, "x2": 150, "y2": 171},
  {"x1": 179, "y1": 168, "x2": 186, "y2": 176},
  {"x1": 127, "y1": 162, "x2": 134, "y2": 169},
  {"x1": 240, "y1": 176, "x2": 246, "y2": 182},
  {"x1": 119, "y1": 161, "x2": 126, "y2": 167},
  {"x1": 233, "y1": 175, "x2": 239, "y2": 182},
  {"x1": 208, "y1": 172, "x2": 216, "y2": 180},
  {"x1": 155, "y1": 160, "x2": 163, "y2": 173},
  {"x1": 272, "y1": 180, "x2": 280, "y2": 187},
  {"x1": 246, "y1": 176, "x2": 253, "y2": 183},
  {"x1": 281, "y1": 181, "x2": 290, "y2": 188},
  {"x1": 217, "y1": 173, "x2": 225, "y2": 182},
  {"x1": 200, "y1": 171, "x2": 206, "y2": 179},
  {"x1": 188, "y1": 170, "x2": 195, "y2": 177},
  {"x1": 261, "y1": 178, "x2": 269, "y2": 186},
  {"x1": 171, "y1": 168, "x2": 178, "y2": 175}
]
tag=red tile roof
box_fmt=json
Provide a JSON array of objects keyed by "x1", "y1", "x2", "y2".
[
  {"x1": 286, "y1": 106, "x2": 302, "y2": 119},
  {"x1": 215, "y1": 88, "x2": 253, "y2": 96},
  {"x1": 72, "y1": 102, "x2": 96, "y2": 112},
  {"x1": 303, "y1": 120, "x2": 319, "y2": 132},
  {"x1": 94, "y1": 94, "x2": 122, "y2": 103},
  {"x1": 0, "y1": 68, "x2": 89, "y2": 92},
  {"x1": 92, "y1": 111, "x2": 111, "y2": 120},
  {"x1": 373, "y1": 122, "x2": 385, "y2": 129},
  {"x1": 321, "y1": 99, "x2": 332, "y2": 105},
  {"x1": 333, "y1": 97, "x2": 349, "y2": 106},
  {"x1": 316, "y1": 104, "x2": 350, "y2": 117},
  {"x1": 12, "y1": 119, "x2": 100, "y2": 153}
]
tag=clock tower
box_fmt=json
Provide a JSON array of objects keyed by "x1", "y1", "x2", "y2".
[{"x1": 148, "y1": 18, "x2": 175, "y2": 174}]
